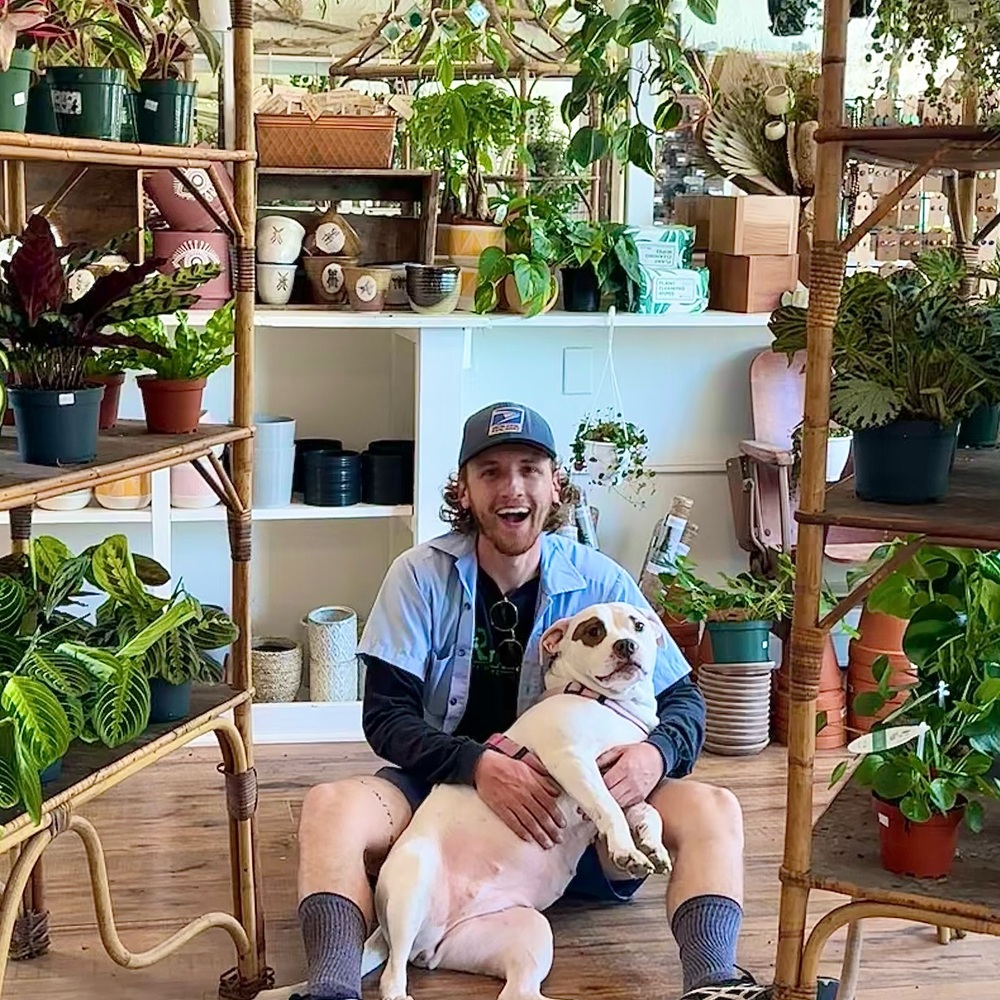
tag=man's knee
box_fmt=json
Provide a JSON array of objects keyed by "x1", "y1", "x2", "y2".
[
  {"x1": 299, "y1": 776, "x2": 412, "y2": 854},
  {"x1": 650, "y1": 779, "x2": 744, "y2": 850}
]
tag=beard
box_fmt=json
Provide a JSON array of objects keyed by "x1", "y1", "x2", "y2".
[{"x1": 472, "y1": 503, "x2": 552, "y2": 556}]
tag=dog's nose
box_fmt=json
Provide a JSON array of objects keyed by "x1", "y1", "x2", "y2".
[{"x1": 613, "y1": 638, "x2": 637, "y2": 657}]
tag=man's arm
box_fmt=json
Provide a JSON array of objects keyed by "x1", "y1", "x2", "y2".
[
  {"x1": 644, "y1": 674, "x2": 706, "y2": 779},
  {"x1": 361, "y1": 654, "x2": 487, "y2": 786}
]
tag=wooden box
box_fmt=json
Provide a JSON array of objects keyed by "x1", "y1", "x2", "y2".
[
  {"x1": 673, "y1": 194, "x2": 712, "y2": 251},
  {"x1": 707, "y1": 253, "x2": 799, "y2": 313},
  {"x1": 708, "y1": 195, "x2": 800, "y2": 256}
]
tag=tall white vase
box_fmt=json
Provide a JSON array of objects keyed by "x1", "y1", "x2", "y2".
[{"x1": 306, "y1": 606, "x2": 359, "y2": 702}]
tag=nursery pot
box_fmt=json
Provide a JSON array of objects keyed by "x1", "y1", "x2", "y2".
[
  {"x1": 137, "y1": 376, "x2": 207, "y2": 434},
  {"x1": 562, "y1": 263, "x2": 601, "y2": 312},
  {"x1": 304, "y1": 449, "x2": 361, "y2": 506},
  {"x1": 48, "y1": 66, "x2": 126, "y2": 141},
  {"x1": 137, "y1": 78, "x2": 196, "y2": 146},
  {"x1": 0, "y1": 50, "x2": 36, "y2": 133},
  {"x1": 361, "y1": 449, "x2": 410, "y2": 505},
  {"x1": 253, "y1": 414, "x2": 296, "y2": 508},
  {"x1": 705, "y1": 620, "x2": 772, "y2": 664},
  {"x1": 872, "y1": 794, "x2": 964, "y2": 878},
  {"x1": 8, "y1": 385, "x2": 103, "y2": 466},
  {"x1": 958, "y1": 403, "x2": 1000, "y2": 449},
  {"x1": 149, "y1": 678, "x2": 192, "y2": 724},
  {"x1": 87, "y1": 372, "x2": 125, "y2": 430},
  {"x1": 25, "y1": 75, "x2": 57, "y2": 135},
  {"x1": 853, "y1": 419, "x2": 958, "y2": 504},
  {"x1": 40, "y1": 757, "x2": 62, "y2": 784},
  {"x1": 293, "y1": 438, "x2": 343, "y2": 495}
]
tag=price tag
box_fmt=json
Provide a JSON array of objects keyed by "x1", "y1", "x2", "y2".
[
  {"x1": 58, "y1": 393, "x2": 74, "y2": 406},
  {"x1": 12, "y1": 92, "x2": 25, "y2": 107},
  {"x1": 144, "y1": 99, "x2": 159, "y2": 111}
]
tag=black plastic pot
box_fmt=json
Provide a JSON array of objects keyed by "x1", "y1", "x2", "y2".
[
  {"x1": 293, "y1": 437, "x2": 343, "y2": 495},
  {"x1": 362, "y1": 451, "x2": 411, "y2": 505},
  {"x1": 304, "y1": 449, "x2": 361, "y2": 506},
  {"x1": 149, "y1": 678, "x2": 192, "y2": 724},
  {"x1": 25, "y1": 76, "x2": 57, "y2": 135},
  {"x1": 137, "y1": 78, "x2": 196, "y2": 145},
  {"x1": 8, "y1": 385, "x2": 103, "y2": 466},
  {"x1": 48, "y1": 66, "x2": 126, "y2": 141},
  {"x1": 854, "y1": 419, "x2": 958, "y2": 504},
  {"x1": 958, "y1": 403, "x2": 1000, "y2": 449},
  {"x1": 366, "y1": 439, "x2": 414, "y2": 500},
  {"x1": 562, "y1": 264, "x2": 601, "y2": 312}
]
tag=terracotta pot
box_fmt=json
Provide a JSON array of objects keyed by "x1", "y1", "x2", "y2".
[
  {"x1": 662, "y1": 616, "x2": 701, "y2": 668},
  {"x1": 872, "y1": 795, "x2": 964, "y2": 878},
  {"x1": 87, "y1": 372, "x2": 125, "y2": 430},
  {"x1": 137, "y1": 376, "x2": 207, "y2": 434},
  {"x1": 847, "y1": 676, "x2": 913, "y2": 734},
  {"x1": 850, "y1": 608, "x2": 909, "y2": 667},
  {"x1": 151, "y1": 229, "x2": 232, "y2": 309},
  {"x1": 143, "y1": 165, "x2": 235, "y2": 232}
]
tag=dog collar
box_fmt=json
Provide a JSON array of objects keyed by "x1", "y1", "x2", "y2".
[{"x1": 545, "y1": 680, "x2": 652, "y2": 734}]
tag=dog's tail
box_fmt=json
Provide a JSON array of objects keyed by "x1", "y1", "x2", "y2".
[{"x1": 361, "y1": 925, "x2": 389, "y2": 979}]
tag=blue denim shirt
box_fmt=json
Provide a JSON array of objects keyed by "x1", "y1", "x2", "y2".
[{"x1": 358, "y1": 530, "x2": 691, "y2": 733}]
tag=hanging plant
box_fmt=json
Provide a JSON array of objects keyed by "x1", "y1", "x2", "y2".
[{"x1": 570, "y1": 408, "x2": 655, "y2": 500}]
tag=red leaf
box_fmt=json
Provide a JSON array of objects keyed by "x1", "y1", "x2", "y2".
[{"x1": 7, "y1": 215, "x2": 67, "y2": 327}]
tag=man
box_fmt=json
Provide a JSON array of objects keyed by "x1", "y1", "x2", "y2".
[{"x1": 292, "y1": 401, "x2": 768, "y2": 1000}]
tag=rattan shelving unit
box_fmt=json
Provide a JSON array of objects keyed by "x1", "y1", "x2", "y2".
[
  {"x1": 773, "y1": 2, "x2": 1000, "y2": 999},
  {"x1": 0, "y1": 3, "x2": 271, "y2": 996}
]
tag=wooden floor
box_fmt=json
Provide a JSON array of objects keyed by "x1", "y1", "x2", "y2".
[{"x1": 5, "y1": 743, "x2": 1000, "y2": 1000}]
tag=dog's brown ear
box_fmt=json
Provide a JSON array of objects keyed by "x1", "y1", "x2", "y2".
[{"x1": 541, "y1": 617, "x2": 571, "y2": 658}]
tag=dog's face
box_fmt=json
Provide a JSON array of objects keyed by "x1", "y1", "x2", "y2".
[{"x1": 540, "y1": 602, "x2": 665, "y2": 698}]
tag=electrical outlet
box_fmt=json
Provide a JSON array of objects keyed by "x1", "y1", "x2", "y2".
[{"x1": 562, "y1": 347, "x2": 593, "y2": 395}]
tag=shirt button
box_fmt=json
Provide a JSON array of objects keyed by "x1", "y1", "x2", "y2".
[
  {"x1": 449, "y1": 697, "x2": 458, "y2": 705},
  {"x1": 463, "y1": 602, "x2": 471, "y2": 610},
  {"x1": 458, "y1": 647, "x2": 467, "y2": 656}
]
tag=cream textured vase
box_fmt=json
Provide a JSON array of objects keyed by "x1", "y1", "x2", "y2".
[{"x1": 306, "y1": 606, "x2": 359, "y2": 702}]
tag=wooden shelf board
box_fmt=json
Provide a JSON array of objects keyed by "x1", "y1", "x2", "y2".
[
  {"x1": 0, "y1": 685, "x2": 250, "y2": 851},
  {"x1": 257, "y1": 167, "x2": 433, "y2": 178},
  {"x1": 0, "y1": 421, "x2": 251, "y2": 511},
  {"x1": 795, "y1": 448, "x2": 1000, "y2": 545},
  {"x1": 0, "y1": 130, "x2": 253, "y2": 168},
  {"x1": 815, "y1": 126, "x2": 1000, "y2": 172},
  {"x1": 809, "y1": 778, "x2": 1000, "y2": 922}
]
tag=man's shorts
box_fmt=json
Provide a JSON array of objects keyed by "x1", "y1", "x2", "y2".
[{"x1": 374, "y1": 765, "x2": 646, "y2": 903}]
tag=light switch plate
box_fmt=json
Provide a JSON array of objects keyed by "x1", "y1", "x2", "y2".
[{"x1": 562, "y1": 347, "x2": 593, "y2": 395}]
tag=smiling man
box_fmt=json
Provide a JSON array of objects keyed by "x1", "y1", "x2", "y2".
[{"x1": 286, "y1": 402, "x2": 779, "y2": 1000}]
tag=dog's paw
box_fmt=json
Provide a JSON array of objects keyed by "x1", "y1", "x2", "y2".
[
  {"x1": 634, "y1": 825, "x2": 672, "y2": 874},
  {"x1": 608, "y1": 842, "x2": 655, "y2": 877}
]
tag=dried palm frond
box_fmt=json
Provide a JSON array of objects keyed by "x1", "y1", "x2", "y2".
[{"x1": 699, "y1": 108, "x2": 787, "y2": 196}]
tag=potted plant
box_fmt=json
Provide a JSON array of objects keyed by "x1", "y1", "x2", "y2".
[
  {"x1": 660, "y1": 553, "x2": 797, "y2": 663},
  {"x1": 0, "y1": 0, "x2": 56, "y2": 133},
  {"x1": 790, "y1": 419, "x2": 853, "y2": 486},
  {"x1": 769, "y1": 250, "x2": 1000, "y2": 504},
  {"x1": 0, "y1": 214, "x2": 221, "y2": 465},
  {"x1": 557, "y1": 220, "x2": 642, "y2": 313},
  {"x1": 117, "y1": 300, "x2": 234, "y2": 434},
  {"x1": 85, "y1": 534, "x2": 237, "y2": 723},
  {"x1": 83, "y1": 347, "x2": 133, "y2": 430},
  {"x1": 408, "y1": 81, "x2": 522, "y2": 264},
  {"x1": 570, "y1": 408, "x2": 655, "y2": 497}
]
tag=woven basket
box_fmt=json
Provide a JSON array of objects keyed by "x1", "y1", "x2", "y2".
[
  {"x1": 255, "y1": 114, "x2": 398, "y2": 169},
  {"x1": 251, "y1": 636, "x2": 302, "y2": 703}
]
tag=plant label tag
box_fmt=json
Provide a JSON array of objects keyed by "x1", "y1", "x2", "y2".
[
  {"x1": 12, "y1": 92, "x2": 25, "y2": 106},
  {"x1": 144, "y1": 99, "x2": 159, "y2": 111},
  {"x1": 58, "y1": 393, "x2": 74, "y2": 406},
  {"x1": 878, "y1": 813, "x2": 889, "y2": 827},
  {"x1": 847, "y1": 724, "x2": 924, "y2": 757},
  {"x1": 465, "y1": 0, "x2": 489, "y2": 27},
  {"x1": 52, "y1": 90, "x2": 82, "y2": 116}
]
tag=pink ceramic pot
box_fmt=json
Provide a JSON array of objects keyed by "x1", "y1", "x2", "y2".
[
  {"x1": 151, "y1": 230, "x2": 232, "y2": 309},
  {"x1": 143, "y1": 165, "x2": 235, "y2": 233}
]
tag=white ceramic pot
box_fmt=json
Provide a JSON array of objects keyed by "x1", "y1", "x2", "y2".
[
  {"x1": 764, "y1": 120, "x2": 787, "y2": 141},
  {"x1": 198, "y1": 0, "x2": 231, "y2": 31},
  {"x1": 764, "y1": 85, "x2": 792, "y2": 116},
  {"x1": 37, "y1": 488, "x2": 92, "y2": 511},
  {"x1": 257, "y1": 263, "x2": 296, "y2": 305},
  {"x1": 257, "y1": 215, "x2": 306, "y2": 264},
  {"x1": 583, "y1": 440, "x2": 619, "y2": 479},
  {"x1": 826, "y1": 435, "x2": 853, "y2": 482}
]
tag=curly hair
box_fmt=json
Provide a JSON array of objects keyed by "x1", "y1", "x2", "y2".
[{"x1": 439, "y1": 465, "x2": 579, "y2": 535}]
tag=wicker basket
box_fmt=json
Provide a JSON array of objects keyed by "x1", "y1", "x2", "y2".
[{"x1": 255, "y1": 114, "x2": 398, "y2": 169}]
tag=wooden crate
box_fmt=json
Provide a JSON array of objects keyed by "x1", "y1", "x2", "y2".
[
  {"x1": 673, "y1": 194, "x2": 712, "y2": 251},
  {"x1": 707, "y1": 252, "x2": 799, "y2": 313},
  {"x1": 256, "y1": 168, "x2": 440, "y2": 267},
  {"x1": 709, "y1": 195, "x2": 800, "y2": 256}
]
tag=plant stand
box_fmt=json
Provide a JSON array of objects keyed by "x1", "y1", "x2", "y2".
[
  {"x1": 772, "y1": 0, "x2": 1000, "y2": 996},
  {"x1": 0, "y1": 0, "x2": 270, "y2": 991}
]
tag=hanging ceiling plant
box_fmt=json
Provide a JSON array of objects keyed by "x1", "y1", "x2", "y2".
[{"x1": 561, "y1": 0, "x2": 716, "y2": 175}]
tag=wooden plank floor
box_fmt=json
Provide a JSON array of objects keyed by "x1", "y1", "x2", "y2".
[{"x1": 5, "y1": 743, "x2": 1000, "y2": 999}]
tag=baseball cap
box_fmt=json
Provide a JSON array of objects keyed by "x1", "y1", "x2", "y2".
[{"x1": 458, "y1": 402, "x2": 558, "y2": 467}]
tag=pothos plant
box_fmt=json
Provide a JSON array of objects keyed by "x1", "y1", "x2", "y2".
[
  {"x1": 570, "y1": 408, "x2": 655, "y2": 495},
  {"x1": 558, "y1": 219, "x2": 642, "y2": 312},
  {"x1": 561, "y1": 0, "x2": 715, "y2": 174}
]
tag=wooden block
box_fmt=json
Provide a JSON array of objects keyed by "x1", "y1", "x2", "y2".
[
  {"x1": 708, "y1": 195, "x2": 799, "y2": 256},
  {"x1": 922, "y1": 174, "x2": 943, "y2": 194},
  {"x1": 674, "y1": 194, "x2": 712, "y2": 251},
  {"x1": 706, "y1": 253, "x2": 799, "y2": 313}
]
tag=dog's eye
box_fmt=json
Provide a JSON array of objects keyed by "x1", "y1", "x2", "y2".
[{"x1": 634, "y1": 619, "x2": 645, "y2": 632}]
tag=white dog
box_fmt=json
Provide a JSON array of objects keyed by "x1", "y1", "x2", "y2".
[{"x1": 368, "y1": 601, "x2": 672, "y2": 1000}]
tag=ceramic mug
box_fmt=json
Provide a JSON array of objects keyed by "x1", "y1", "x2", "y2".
[
  {"x1": 257, "y1": 263, "x2": 297, "y2": 305},
  {"x1": 258, "y1": 215, "x2": 306, "y2": 264}
]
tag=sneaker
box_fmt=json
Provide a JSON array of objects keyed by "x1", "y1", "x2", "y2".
[{"x1": 678, "y1": 974, "x2": 838, "y2": 1000}]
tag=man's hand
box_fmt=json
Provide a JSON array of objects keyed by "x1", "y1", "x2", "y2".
[
  {"x1": 597, "y1": 742, "x2": 665, "y2": 809},
  {"x1": 474, "y1": 750, "x2": 566, "y2": 848}
]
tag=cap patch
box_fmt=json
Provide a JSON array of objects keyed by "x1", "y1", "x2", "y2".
[{"x1": 488, "y1": 406, "x2": 525, "y2": 436}]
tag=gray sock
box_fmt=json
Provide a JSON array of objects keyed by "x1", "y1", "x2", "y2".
[
  {"x1": 299, "y1": 892, "x2": 367, "y2": 1000},
  {"x1": 670, "y1": 894, "x2": 742, "y2": 993}
]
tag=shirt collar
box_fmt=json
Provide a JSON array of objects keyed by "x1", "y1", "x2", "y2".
[{"x1": 428, "y1": 531, "x2": 588, "y2": 599}]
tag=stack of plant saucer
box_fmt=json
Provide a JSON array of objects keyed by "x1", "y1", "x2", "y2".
[{"x1": 698, "y1": 659, "x2": 776, "y2": 756}]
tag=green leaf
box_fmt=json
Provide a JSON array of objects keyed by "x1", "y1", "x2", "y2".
[
  {"x1": 0, "y1": 577, "x2": 26, "y2": 634},
  {"x1": 133, "y1": 554, "x2": 171, "y2": 588},
  {"x1": 853, "y1": 690, "x2": 887, "y2": 718},
  {"x1": 25, "y1": 650, "x2": 94, "y2": 697},
  {"x1": 55, "y1": 643, "x2": 121, "y2": 683},
  {"x1": 627, "y1": 123, "x2": 655, "y2": 175},
  {"x1": 477, "y1": 246, "x2": 509, "y2": 284},
  {"x1": 29, "y1": 536, "x2": 71, "y2": 586},
  {"x1": 900, "y1": 793, "x2": 932, "y2": 823},
  {"x1": 854, "y1": 753, "x2": 884, "y2": 786},
  {"x1": 871, "y1": 654, "x2": 891, "y2": 687},
  {"x1": 567, "y1": 126, "x2": 610, "y2": 167},
  {"x1": 16, "y1": 739, "x2": 42, "y2": 823},
  {"x1": 830, "y1": 376, "x2": 903, "y2": 430},
  {"x1": 616, "y1": 3, "x2": 659, "y2": 44},
  {"x1": 829, "y1": 759, "x2": 848, "y2": 788},
  {"x1": 0, "y1": 718, "x2": 20, "y2": 808},
  {"x1": 873, "y1": 760, "x2": 915, "y2": 800},
  {"x1": 474, "y1": 281, "x2": 499, "y2": 315},
  {"x1": 903, "y1": 602, "x2": 964, "y2": 669},
  {"x1": 654, "y1": 101, "x2": 684, "y2": 132},
  {"x1": 92, "y1": 659, "x2": 150, "y2": 748},
  {"x1": 188, "y1": 606, "x2": 238, "y2": 650},
  {"x1": 687, "y1": 0, "x2": 718, "y2": 23},
  {"x1": 91, "y1": 535, "x2": 148, "y2": 608},
  {"x1": 964, "y1": 751, "x2": 995, "y2": 776},
  {"x1": 118, "y1": 595, "x2": 201, "y2": 659},
  {"x1": 966, "y1": 799, "x2": 985, "y2": 832},
  {"x1": 43, "y1": 555, "x2": 90, "y2": 619},
  {"x1": 975, "y1": 678, "x2": 1000, "y2": 705},
  {"x1": 928, "y1": 777, "x2": 957, "y2": 813},
  {"x1": 1, "y1": 675, "x2": 71, "y2": 769}
]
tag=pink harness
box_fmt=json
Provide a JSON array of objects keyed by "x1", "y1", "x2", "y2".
[{"x1": 484, "y1": 681, "x2": 650, "y2": 777}]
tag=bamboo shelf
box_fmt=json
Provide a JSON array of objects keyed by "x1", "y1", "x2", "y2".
[
  {"x1": 0, "y1": 422, "x2": 251, "y2": 510},
  {"x1": 809, "y1": 779, "x2": 1000, "y2": 922},
  {"x1": 817, "y1": 125, "x2": 1000, "y2": 172},
  {"x1": 796, "y1": 448, "x2": 1000, "y2": 546}
]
